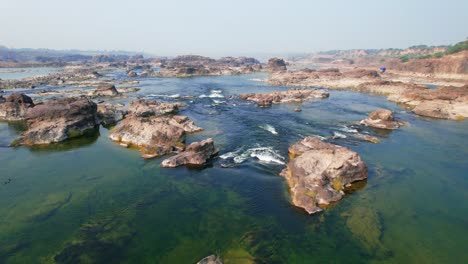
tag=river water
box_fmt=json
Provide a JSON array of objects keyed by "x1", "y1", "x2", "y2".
[{"x1": 0, "y1": 72, "x2": 467, "y2": 263}]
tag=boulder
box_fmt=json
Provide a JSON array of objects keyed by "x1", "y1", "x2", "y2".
[
  {"x1": 16, "y1": 97, "x2": 99, "y2": 145},
  {"x1": 92, "y1": 84, "x2": 120, "y2": 97},
  {"x1": 127, "y1": 71, "x2": 138, "y2": 77},
  {"x1": 161, "y1": 138, "x2": 217, "y2": 168},
  {"x1": 240, "y1": 89, "x2": 329, "y2": 107},
  {"x1": 359, "y1": 109, "x2": 404, "y2": 129},
  {"x1": 97, "y1": 103, "x2": 127, "y2": 126},
  {"x1": 0, "y1": 93, "x2": 35, "y2": 121},
  {"x1": 128, "y1": 100, "x2": 181, "y2": 117},
  {"x1": 266, "y1": 58, "x2": 287, "y2": 72},
  {"x1": 280, "y1": 137, "x2": 367, "y2": 214}
]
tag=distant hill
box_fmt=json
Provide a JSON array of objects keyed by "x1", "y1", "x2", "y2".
[
  {"x1": 289, "y1": 39, "x2": 468, "y2": 75},
  {"x1": 0, "y1": 46, "x2": 154, "y2": 63}
]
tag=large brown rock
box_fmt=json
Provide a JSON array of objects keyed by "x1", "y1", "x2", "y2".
[
  {"x1": 0, "y1": 93, "x2": 35, "y2": 121},
  {"x1": 128, "y1": 100, "x2": 180, "y2": 117},
  {"x1": 240, "y1": 89, "x2": 329, "y2": 107},
  {"x1": 109, "y1": 100, "x2": 202, "y2": 158},
  {"x1": 280, "y1": 137, "x2": 367, "y2": 214},
  {"x1": 266, "y1": 58, "x2": 287, "y2": 72},
  {"x1": 91, "y1": 84, "x2": 120, "y2": 97},
  {"x1": 359, "y1": 109, "x2": 404, "y2": 129},
  {"x1": 161, "y1": 138, "x2": 217, "y2": 168},
  {"x1": 16, "y1": 96, "x2": 99, "y2": 145},
  {"x1": 97, "y1": 103, "x2": 127, "y2": 126}
]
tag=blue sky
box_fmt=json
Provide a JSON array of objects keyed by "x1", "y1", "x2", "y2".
[{"x1": 2, "y1": 0, "x2": 467, "y2": 56}]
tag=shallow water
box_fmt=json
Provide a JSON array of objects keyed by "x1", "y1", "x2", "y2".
[{"x1": 0, "y1": 73, "x2": 467, "y2": 263}]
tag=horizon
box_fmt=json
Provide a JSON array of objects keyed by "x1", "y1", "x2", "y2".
[{"x1": 3, "y1": 0, "x2": 467, "y2": 57}]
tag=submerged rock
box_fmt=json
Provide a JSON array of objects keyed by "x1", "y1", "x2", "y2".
[
  {"x1": 0, "y1": 93, "x2": 35, "y2": 121},
  {"x1": 280, "y1": 137, "x2": 368, "y2": 214},
  {"x1": 353, "y1": 133, "x2": 380, "y2": 143},
  {"x1": 16, "y1": 96, "x2": 99, "y2": 145},
  {"x1": 239, "y1": 89, "x2": 329, "y2": 107},
  {"x1": 359, "y1": 109, "x2": 404, "y2": 130},
  {"x1": 161, "y1": 138, "x2": 217, "y2": 168},
  {"x1": 197, "y1": 255, "x2": 223, "y2": 264},
  {"x1": 109, "y1": 100, "x2": 202, "y2": 158}
]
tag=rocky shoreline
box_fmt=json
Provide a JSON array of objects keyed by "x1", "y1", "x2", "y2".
[{"x1": 267, "y1": 68, "x2": 468, "y2": 120}]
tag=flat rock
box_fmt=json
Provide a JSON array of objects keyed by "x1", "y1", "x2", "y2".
[
  {"x1": 280, "y1": 137, "x2": 367, "y2": 214},
  {"x1": 16, "y1": 96, "x2": 99, "y2": 145},
  {"x1": 239, "y1": 89, "x2": 329, "y2": 107}
]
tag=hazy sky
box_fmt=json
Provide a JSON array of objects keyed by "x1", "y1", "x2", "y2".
[{"x1": 2, "y1": 0, "x2": 467, "y2": 56}]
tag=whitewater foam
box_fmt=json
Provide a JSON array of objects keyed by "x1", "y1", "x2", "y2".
[
  {"x1": 220, "y1": 146, "x2": 285, "y2": 165},
  {"x1": 259, "y1": 124, "x2": 278, "y2": 135}
]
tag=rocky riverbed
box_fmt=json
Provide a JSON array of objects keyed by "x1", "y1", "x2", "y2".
[{"x1": 267, "y1": 68, "x2": 468, "y2": 120}]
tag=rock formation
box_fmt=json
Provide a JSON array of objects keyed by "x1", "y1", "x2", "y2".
[
  {"x1": 359, "y1": 109, "x2": 404, "y2": 129},
  {"x1": 267, "y1": 68, "x2": 468, "y2": 120},
  {"x1": 0, "y1": 93, "x2": 35, "y2": 121},
  {"x1": 161, "y1": 138, "x2": 217, "y2": 168},
  {"x1": 16, "y1": 96, "x2": 99, "y2": 145},
  {"x1": 109, "y1": 100, "x2": 202, "y2": 158},
  {"x1": 239, "y1": 89, "x2": 329, "y2": 107},
  {"x1": 157, "y1": 55, "x2": 262, "y2": 77},
  {"x1": 266, "y1": 58, "x2": 287, "y2": 72},
  {"x1": 280, "y1": 137, "x2": 368, "y2": 214},
  {"x1": 97, "y1": 103, "x2": 127, "y2": 126},
  {"x1": 91, "y1": 84, "x2": 120, "y2": 97}
]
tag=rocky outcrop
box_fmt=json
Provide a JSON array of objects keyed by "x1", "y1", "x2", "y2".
[
  {"x1": 280, "y1": 137, "x2": 367, "y2": 214},
  {"x1": 359, "y1": 109, "x2": 404, "y2": 129},
  {"x1": 197, "y1": 255, "x2": 223, "y2": 264},
  {"x1": 97, "y1": 103, "x2": 127, "y2": 126},
  {"x1": 91, "y1": 84, "x2": 120, "y2": 97},
  {"x1": 161, "y1": 138, "x2": 217, "y2": 168},
  {"x1": 0, "y1": 93, "x2": 35, "y2": 121},
  {"x1": 266, "y1": 58, "x2": 287, "y2": 72},
  {"x1": 267, "y1": 68, "x2": 468, "y2": 120},
  {"x1": 128, "y1": 100, "x2": 181, "y2": 117},
  {"x1": 0, "y1": 68, "x2": 106, "y2": 89},
  {"x1": 16, "y1": 97, "x2": 99, "y2": 145},
  {"x1": 127, "y1": 71, "x2": 138, "y2": 77},
  {"x1": 239, "y1": 89, "x2": 329, "y2": 107},
  {"x1": 386, "y1": 50, "x2": 468, "y2": 75},
  {"x1": 109, "y1": 100, "x2": 202, "y2": 158},
  {"x1": 388, "y1": 84, "x2": 468, "y2": 120},
  {"x1": 157, "y1": 55, "x2": 262, "y2": 77}
]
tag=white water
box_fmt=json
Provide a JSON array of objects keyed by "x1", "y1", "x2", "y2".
[
  {"x1": 220, "y1": 146, "x2": 285, "y2": 165},
  {"x1": 259, "y1": 124, "x2": 278, "y2": 135}
]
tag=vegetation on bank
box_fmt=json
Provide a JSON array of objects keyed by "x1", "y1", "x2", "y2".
[{"x1": 400, "y1": 39, "x2": 468, "y2": 62}]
